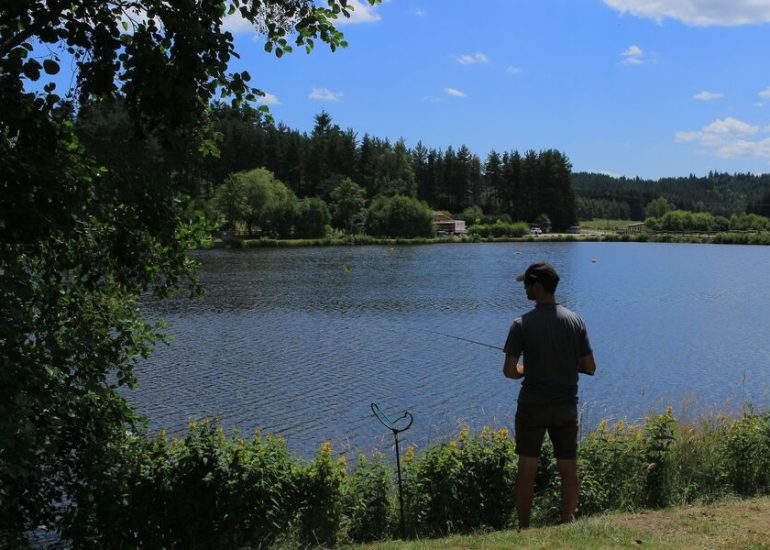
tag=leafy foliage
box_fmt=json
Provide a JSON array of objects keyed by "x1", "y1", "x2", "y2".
[
  {"x1": 402, "y1": 426, "x2": 517, "y2": 536},
  {"x1": 343, "y1": 453, "x2": 394, "y2": 542},
  {"x1": 645, "y1": 210, "x2": 770, "y2": 232},
  {"x1": 468, "y1": 222, "x2": 530, "y2": 238},
  {"x1": 364, "y1": 195, "x2": 434, "y2": 238},
  {"x1": 0, "y1": 0, "x2": 378, "y2": 544}
]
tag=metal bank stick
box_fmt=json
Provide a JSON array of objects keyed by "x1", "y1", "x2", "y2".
[{"x1": 371, "y1": 402, "x2": 413, "y2": 539}]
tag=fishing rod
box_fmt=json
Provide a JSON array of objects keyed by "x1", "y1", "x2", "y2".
[
  {"x1": 400, "y1": 326, "x2": 504, "y2": 352},
  {"x1": 404, "y1": 325, "x2": 594, "y2": 376}
]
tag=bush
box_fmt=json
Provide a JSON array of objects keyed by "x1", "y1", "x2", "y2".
[
  {"x1": 295, "y1": 197, "x2": 331, "y2": 239},
  {"x1": 578, "y1": 419, "x2": 646, "y2": 514},
  {"x1": 343, "y1": 453, "x2": 395, "y2": 542},
  {"x1": 468, "y1": 222, "x2": 529, "y2": 238},
  {"x1": 67, "y1": 420, "x2": 301, "y2": 549},
  {"x1": 364, "y1": 195, "x2": 434, "y2": 238},
  {"x1": 53, "y1": 407, "x2": 770, "y2": 547},
  {"x1": 642, "y1": 408, "x2": 678, "y2": 508},
  {"x1": 721, "y1": 410, "x2": 770, "y2": 496},
  {"x1": 402, "y1": 426, "x2": 517, "y2": 536},
  {"x1": 297, "y1": 442, "x2": 346, "y2": 547}
]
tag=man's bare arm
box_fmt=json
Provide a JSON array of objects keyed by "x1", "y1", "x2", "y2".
[
  {"x1": 503, "y1": 354, "x2": 525, "y2": 379},
  {"x1": 578, "y1": 354, "x2": 596, "y2": 376}
]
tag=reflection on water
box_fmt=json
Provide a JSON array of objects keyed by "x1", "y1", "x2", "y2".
[{"x1": 131, "y1": 242, "x2": 770, "y2": 457}]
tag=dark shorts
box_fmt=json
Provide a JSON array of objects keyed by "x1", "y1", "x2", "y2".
[{"x1": 515, "y1": 402, "x2": 578, "y2": 459}]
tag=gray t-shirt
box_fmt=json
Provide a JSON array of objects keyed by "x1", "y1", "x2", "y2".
[{"x1": 504, "y1": 303, "x2": 593, "y2": 405}]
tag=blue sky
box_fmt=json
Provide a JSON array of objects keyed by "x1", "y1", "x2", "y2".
[{"x1": 224, "y1": 0, "x2": 770, "y2": 180}]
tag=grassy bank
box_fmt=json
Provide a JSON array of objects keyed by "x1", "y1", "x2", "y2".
[
  {"x1": 212, "y1": 230, "x2": 770, "y2": 248},
  {"x1": 353, "y1": 496, "x2": 770, "y2": 549}
]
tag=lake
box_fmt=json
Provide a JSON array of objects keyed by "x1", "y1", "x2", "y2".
[{"x1": 133, "y1": 242, "x2": 770, "y2": 458}]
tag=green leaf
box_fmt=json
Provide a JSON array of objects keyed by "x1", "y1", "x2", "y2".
[
  {"x1": 122, "y1": 21, "x2": 129, "y2": 31},
  {"x1": 22, "y1": 61, "x2": 41, "y2": 81},
  {"x1": 43, "y1": 59, "x2": 60, "y2": 75}
]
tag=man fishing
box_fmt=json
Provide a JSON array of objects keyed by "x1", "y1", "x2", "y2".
[{"x1": 503, "y1": 261, "x2": 596, "y2": 528}]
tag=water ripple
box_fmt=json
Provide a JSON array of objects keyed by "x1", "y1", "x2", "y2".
[{"x1": 129, "y1": 243, "x2": 770, "y2": 458}]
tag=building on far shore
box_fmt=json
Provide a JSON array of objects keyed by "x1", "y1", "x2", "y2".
[{"x1": 433, "y1": 212, "x2": 468, "y2": 235}]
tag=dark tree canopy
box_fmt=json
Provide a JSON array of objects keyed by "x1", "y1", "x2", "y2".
[{"x1": 1, "y1": 0, "x2": 377, "y2": 545}]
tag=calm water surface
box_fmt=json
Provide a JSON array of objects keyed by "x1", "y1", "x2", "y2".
[{"x1": 133, "y1": 242, "x2": 770, "y2": 457}]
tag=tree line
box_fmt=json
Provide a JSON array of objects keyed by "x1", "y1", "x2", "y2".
[
  {"x1": 74, "y1": 100, "x2": 770, "y2": 238},
  {"x1": 75, "y1": 102, "x2": 577, "y2": 232},
  {"x1": 574, "y1": 171, "x2": 770, "y2": 221}
]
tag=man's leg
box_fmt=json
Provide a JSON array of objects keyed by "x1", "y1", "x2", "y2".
[
  {"x1": 516, "y1": 455, "x2": 539, "y2": 529},
  {"x1": 556, "y1": 458, "x2": 578, "y2": 523}
]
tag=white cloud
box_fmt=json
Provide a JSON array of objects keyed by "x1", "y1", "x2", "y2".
[
  {"x1": 257, "y1": 92, "x2": 280, "y2": 105},
  {"x1": 446, "y1": 87, "x2": 467, "y2": 98},
  {"x1": 715, "y1": 138, "x2": 770, "y2": 158},
  {"x1": 599, "y1": 170, "x2": 621, "y2": 178},
  {"x1": 604, "y1": 0, "x2": 770, "y2": 26},
  {"x1": 222, "y1": 12, "x2": 254, "y2": 35},
  {"x1": 703, "y1": 117, "x2": 758, "y2": 135},
  {"x1": 415, "y1": 9, "x2": 426, "y2": 16},
  {"x1": 309, "y1": 87, "x2": 343, "y2": 101},
  {"x1": 506, "y1": 65, "x2": 522, "y2": 74},
  {"x1": 620, "y1": 44, "x2": 644, "y2": 64},
  {"x1": 759, "y1": 86, "x2": 770, "y2": 98},
  {"x1": 693, "y1": 91, "x2": 724, "y2": 100},
  {"x1": 675, "y1": 117, "x2": 770, "y2": 159},
  {"x1": 456, "y1": 52, "x2": 489, "y2": 65},
  {"x1": 335, "y1": 0, "x2": 382, "y2": 25}
]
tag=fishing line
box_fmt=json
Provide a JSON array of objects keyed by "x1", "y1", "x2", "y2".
[{"x1": 406, "y1": 326, "x2": 504, "y2": 352}]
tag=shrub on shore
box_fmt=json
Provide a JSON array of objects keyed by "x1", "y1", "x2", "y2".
[{"x1": 60, "y1": 407, "x2": 770, "y2": 547}]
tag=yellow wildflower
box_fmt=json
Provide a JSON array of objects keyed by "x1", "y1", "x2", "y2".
[{"x1": 404, "y1": 445, "x2": 416, "y2": 462}]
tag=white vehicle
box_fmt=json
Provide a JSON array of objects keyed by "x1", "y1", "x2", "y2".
[{"x1": 529, "y1": 227, "x2": 542, "y2": 235}]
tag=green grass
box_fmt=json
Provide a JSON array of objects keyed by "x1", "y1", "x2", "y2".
[
  {"x1": 349, "y1": 496, "x2": 770, "y2": 550},
  {"x1": 578, "y1": 219, "x2": 643, "y2": 231}
]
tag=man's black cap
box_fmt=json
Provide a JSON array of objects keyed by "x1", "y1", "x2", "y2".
[{"x1": 515, "y1": 261, "x2": 560, "y2": 285}]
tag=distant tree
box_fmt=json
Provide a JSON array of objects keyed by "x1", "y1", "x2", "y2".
[
  {"x1": 306, "y1": 111, "x2": 334, "y2": 196},
  {"x1": 646, "y1": 196, "x2": 676, "y2": 218},
  {"x1": 211, "y1": 175, "x2": 250, "y2": 231},
  {"x1": 374, "y1": 139, "x2": 416, "y2": 197},
  {"x1": 484, "y1": 150, "x2": 504, "y2": 212},
  {"x1": 459, "y1": 205, "x2": 484, "y2": 225},
  {"x1": 296, "y1": 197, "x2": 331, "y2": 238},
  {"x1": 748, "y1": 190, "x2": 770, "y2": 218},
  {"x1": 260, "y1": 175, "x2": 300, "y2": 238},
  {"x1": 365, "y1": 195, "x2": 434, "y2": 237},
  {"x1": 330, "y1": 177, "x2": 366, "y2": 233},
  {"x1": 534, "y1": 213, "x2": 552, "y2": 229},
  {"x1": 356, "y1": 134, "x2": 379, "y2": 197},
  {"x1": 212, "y1": 168, "x2": 293, "y2": 235}
]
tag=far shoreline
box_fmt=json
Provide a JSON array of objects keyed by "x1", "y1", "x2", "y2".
[{"x1": 209, "y1": 230, "x2": 770, "y2": 249}]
